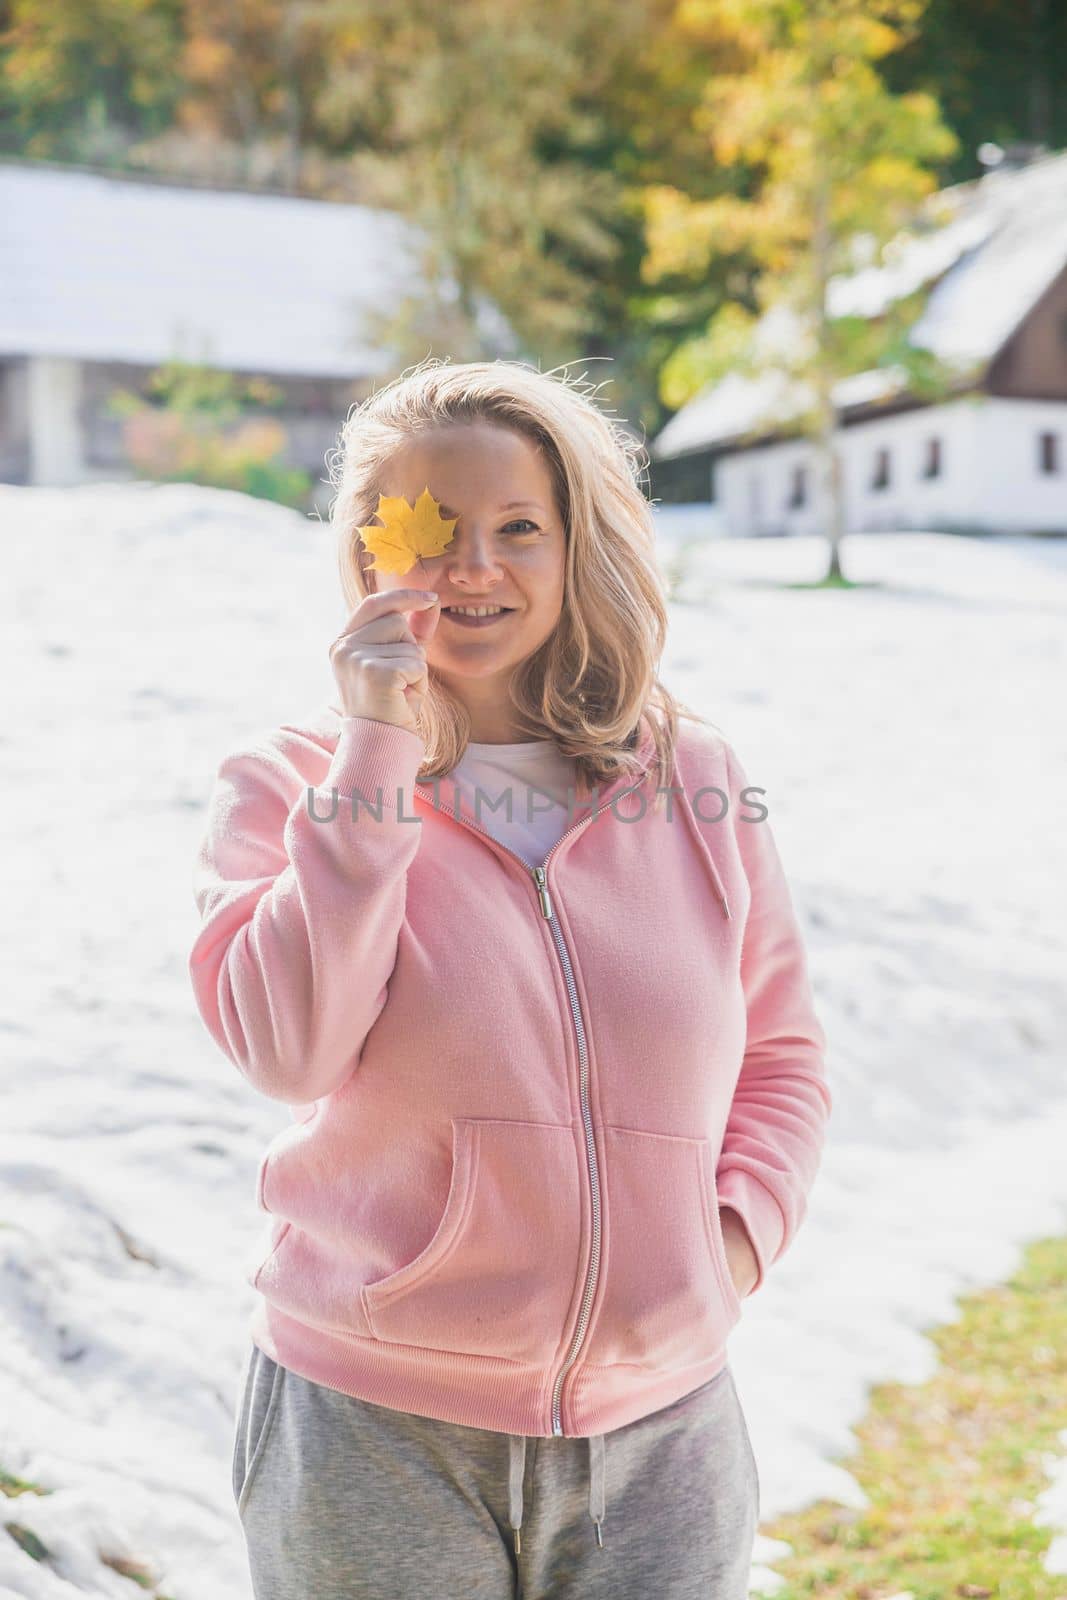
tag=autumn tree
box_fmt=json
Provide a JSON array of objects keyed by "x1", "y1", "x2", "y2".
[
  {"x1": 304, "y1": 0, "x2": 642, "y2": 370},
  {"x1": 2, "y1": 0, "x2": 1013, "y2": 459},
  {"x1": 143, "y1": 0, "x2": 329, "y2": 190},
  {"x1": 643, "y1": 0, "x2": 960, "y2": 578},
  {"x1": 0, "y1": 0, "x2": 183, "y2": 159}
]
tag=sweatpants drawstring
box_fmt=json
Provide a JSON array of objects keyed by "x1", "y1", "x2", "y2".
[
  {"x1": 588, "y1": 1431, "x2": 606, "y2": 1546},
  {"x1": 507, "y1": 1431, "x2": 607, "y2": 1554},
  {"x1": 508, "y1": 1434, "x2": 526, "y2": 1555}
]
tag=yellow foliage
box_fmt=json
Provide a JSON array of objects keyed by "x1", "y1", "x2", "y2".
[
  {"x1": 181, "y1": 34, "x2": 232, "y2": 86},
  {"x1": 358, "y1": 487, "x2": 459, "y2": 576}
]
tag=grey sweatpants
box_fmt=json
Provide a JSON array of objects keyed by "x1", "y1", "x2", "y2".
[{"x1": 231, "y1": 1342, "x2": 761, "y2": 1599}]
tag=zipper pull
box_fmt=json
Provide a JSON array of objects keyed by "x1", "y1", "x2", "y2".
[{"x1": 532, "y1": 866, "x2": 553, "y2": 920}]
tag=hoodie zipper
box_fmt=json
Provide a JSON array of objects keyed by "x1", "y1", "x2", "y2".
[
  {"x1": 411, "y1": 777, "x2": 610, "y2": 1437},
  {"x1": 535, "y1": 862, "x2": 602, "y2": 1436}
]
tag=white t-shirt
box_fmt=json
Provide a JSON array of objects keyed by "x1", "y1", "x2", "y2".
[{"x1": 443, "y1": 737, "x2": 580, "y2": 867}]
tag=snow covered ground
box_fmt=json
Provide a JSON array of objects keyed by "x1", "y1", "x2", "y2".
[
  {"x1": 1036, "y1": 1430, "x2": 1067, "y2": 1577},
  {"x1": 1, "y1": 480, "x2": 1065, "y2": 1598}
]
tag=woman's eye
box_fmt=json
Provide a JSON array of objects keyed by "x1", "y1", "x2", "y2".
[{"x1": 502, "y1": 520, "x2": 538, "y2": 534}]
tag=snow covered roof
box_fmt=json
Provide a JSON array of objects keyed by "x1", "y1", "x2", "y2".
[
  {"x1": 651, "y1": 366, "x2": 911, "y2": 458},
  {"x1": 653, "y1": 147, "x2": 1067, "y2": 458},
  {"x1": 0, "y1": 161, "x2": 433, "y2": 377}
]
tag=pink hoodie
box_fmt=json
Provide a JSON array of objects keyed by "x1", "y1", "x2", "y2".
[{"x1": 189, "y1": 703, "x2": 830, "y2": 1536}]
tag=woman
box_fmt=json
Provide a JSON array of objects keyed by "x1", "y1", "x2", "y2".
[{"x1": 188, "y1": 358, "x2": 832, "y2": 1599}]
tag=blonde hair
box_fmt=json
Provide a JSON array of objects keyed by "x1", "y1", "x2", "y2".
[{"x1": 327, "y1": 356, "x2": 706, "y2": 805}]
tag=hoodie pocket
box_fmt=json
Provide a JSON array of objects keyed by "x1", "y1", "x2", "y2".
[
  {"x1": 361, "y1": 1118, "x2": 583, "y2": 1365},
  {"x1": 581, "y1": 1127, "x2": 742, "y2": 1373}
]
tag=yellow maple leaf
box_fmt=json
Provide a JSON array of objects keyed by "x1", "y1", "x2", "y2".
[{"x1": 358, "y1": 486, "x2": 459, "y2": 575}]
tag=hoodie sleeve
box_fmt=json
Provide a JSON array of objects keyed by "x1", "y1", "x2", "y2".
[
  {"x1": 714, "y1": 738, "x2": 832, "y2": 1297},
  {"x1": 188, "y1": 714, "x2": 426, "y2": 1105}
]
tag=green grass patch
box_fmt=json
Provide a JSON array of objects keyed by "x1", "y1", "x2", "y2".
[
  {"x1": 783, "y1": 574, "x2": 874, "y2": 590},
  {"x1": 759, "y1": 1235, "x2": 1067, "y2": 1600},
  {"x1": 0, "y1": 1468, "x2": 50, "y2": 1498},
  {"x1": 1, "y1": 1466, "x2": 178, "y2": 1593}
]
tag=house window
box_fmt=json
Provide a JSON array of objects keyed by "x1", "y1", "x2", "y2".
[
  {"x1": 708, "y1": 458, "x2": 718, "y2": 504},
  {"x1": 870, "y1": 447, "x2": 891, "y2": 491},
  {"x1": 1039, "y1": 431, "x2": 1060, "y2": 474},
  {"x1": 786, "y1": 464, "x2": 807, "y2": 508},
  {"x1": 921, "y1": 437, "x2": 942, "y2": 479}
]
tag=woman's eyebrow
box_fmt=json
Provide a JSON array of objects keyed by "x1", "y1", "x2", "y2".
[{"x1": 436, "y1": 500, "x2": 546, "y2": 518}]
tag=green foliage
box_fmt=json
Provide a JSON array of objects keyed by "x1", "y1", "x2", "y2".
[
  {"x1": 648, "y1": 0, "x2": 961, "y2": 408},
  {"x1": 761, "y1": 1233, "x2": 1067, "y2": 1599},
  {"x1": 4, "y1": 1522, "x2": 49, "y2": 1561},
  {"x1": 110, "y1": 360, "x2": 285, "y2": 422},
  {"x1": 0, "y1": 0, "x2": 753, "y2": 436},
  {"x1": 108, "y1": 362, "x2": 311, "y2": 509},
  {"x1": 0, "y1": 1467, "x2": 51, "y2": 1497},
  {"x1": 883, "y1": 0, "x2": 1067, "y2": 182},
  {"x1": 0, "y1": 0, "x2": 1057, "y2": 443},
  {"x1": 0, "y1": 0, "x2": 184, "y2": 159}
]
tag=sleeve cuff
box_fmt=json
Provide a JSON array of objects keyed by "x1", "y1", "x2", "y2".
[
  {"x1": 715, "y1": 1168, "x2": 788, "y2": 1297},
  {"x1": 323, "y1": 715, "x2": 427, "y2": 808}
]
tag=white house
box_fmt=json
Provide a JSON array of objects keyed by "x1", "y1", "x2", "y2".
[
  {"x1": 0, "y1": 159, "x2": 513, "y2": 496},
  {"x1": 649, "y1": 145, "x2": 1067, "y2": 536}
]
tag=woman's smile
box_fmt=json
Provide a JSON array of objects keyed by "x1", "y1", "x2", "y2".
[{"x1": 440, "y1": 603, "x2": 518, "y2": 628}]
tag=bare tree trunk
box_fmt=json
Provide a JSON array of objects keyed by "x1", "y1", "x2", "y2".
[
  {"x1": 811, "y1": 147, "x2": 845, "y2": 582},
  {"x1": 824, "y1": 439, "x2": 845, "y2": 580},
  {"x1": 224, "y1": 0, "x2": 260, "y2": 162},
  {"x1": 277, "y1": 2, "x2": 304, "y2": 191}
]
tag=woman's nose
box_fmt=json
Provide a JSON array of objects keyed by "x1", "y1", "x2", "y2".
[{"x1": 444, "y1": 531, "x2": 503, "y2": 583}]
